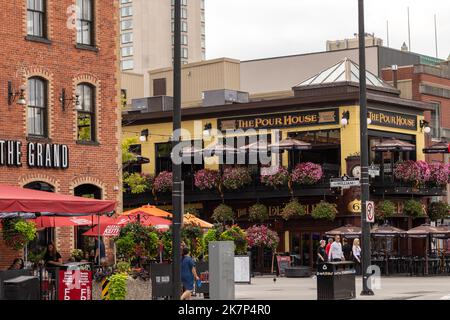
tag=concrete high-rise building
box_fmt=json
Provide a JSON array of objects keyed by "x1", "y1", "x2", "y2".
[{"x1": 119, "y1": 0, "x2": 205, "y2": 96}]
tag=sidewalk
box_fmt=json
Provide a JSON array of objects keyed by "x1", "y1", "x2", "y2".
[{"x1": 235, "y1": 276, "x2": 450, "y2": 300}]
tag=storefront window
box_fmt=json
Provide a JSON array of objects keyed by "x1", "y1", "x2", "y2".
[
  {"x1": 288, "y1": 129, "x2": 340, "y2": 177},
  {"x1": 128, "y1": 144, "x2": 142, "y2": 173},
  {"x1": 155, "y1": 142, "x2": 172, "y2": 174}
]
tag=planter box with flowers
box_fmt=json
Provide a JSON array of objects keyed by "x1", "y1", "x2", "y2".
[
  {"x1": 222, "y1": 166, "x2": 252, "y2": 191},
  {"x1": 291, "y1": 162, "x2": 323, "y2": 186},
  {"x1": 393, "y1": 160, "x2": 449, "y2": 190},
  {"x1": 154, "y1": 171, "x2": 173, "y2": 193},
  {"x1": 194, "y1": 169, "x2": 221, "y2": 191},
  {"x1": 260, "y1": 166, "x2": 289, "y2": 189}
]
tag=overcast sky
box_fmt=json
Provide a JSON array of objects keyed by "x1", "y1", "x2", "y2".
[{"x1": 204, "y1": 0, "x2": 450, "y2": 61}]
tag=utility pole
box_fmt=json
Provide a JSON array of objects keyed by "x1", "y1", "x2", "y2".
[
  {"x1": 407, "y1": 7, "x2": 411, "y2": 51},
  {"x1": 172, "y1": 0, "x2": 182, "y2": 301},
  {"x1": 358, "y1": 0, "x2": 374, "y2": 296},
  {"x1": 434, "y1": 14, "x2": 438, "y2": 58}
]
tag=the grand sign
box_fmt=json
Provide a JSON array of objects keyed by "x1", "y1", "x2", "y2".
[
  {"x1": 368, "y1": 109, "x2": 417, "y2": 131},
  {"x1": 218, "y1": 109, "x2": 339, "y2": 131},
  {"x1": 0, "y1": 139, "x2": 69, "y2": 169}
]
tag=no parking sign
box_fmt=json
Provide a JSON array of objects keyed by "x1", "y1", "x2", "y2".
[{"x1": 366, "y1": 201, "x2": 375, "y2": 223}]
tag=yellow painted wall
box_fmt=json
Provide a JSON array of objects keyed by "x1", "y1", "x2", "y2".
[{"x1": 123, "y1": 107, "x2": 426, "y2": 176}]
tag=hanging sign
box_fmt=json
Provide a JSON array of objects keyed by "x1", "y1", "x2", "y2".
[{"x1": 366, "y1": 201, "x2": 375, "y2": 223}]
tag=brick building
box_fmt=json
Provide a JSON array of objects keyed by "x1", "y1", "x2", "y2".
[
  {"x1": 0, "y1": 0, "x2": 121, "y2": 269},
  {"x1": 382, "y1": 60, "x2": 450, "y2": 205}
]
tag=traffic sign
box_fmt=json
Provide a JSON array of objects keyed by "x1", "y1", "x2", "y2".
[
  {"x1": 330, "y1": 175, "x2": 361, "y2": 189},
  {"x1": 368, "y1": 164, "x2": 380, "y2": 178},
  {"x1": 366, "y1": 201, "x2": 375, "y2": 223}
]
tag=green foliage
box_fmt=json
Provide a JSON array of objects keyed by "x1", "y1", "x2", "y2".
[
  {"x1": 123, "y1": 173, "x2": 154, "y2": 194},
  {"x1": 249, "y1": 204, "x2": 269, "y2": 222},
  {"x1": 203, "y1": 227, "x2": 222, "y2": 251},
  {"x1": 28, "y1": 249, "x2": 45, "y2": 266},
  {"x1": 2, "y1": 218, "x2": 37, "y2": 250},
  {"x1": 184, "y1": 206, "x2": 199, "y2": 216},
  {"x1": 115, "y1": 223, "x2": 159, "y2": 264},
  {"x1": 404, "y1": 199, "x2": 426, "y2": 219},
  {"x1": 182, "y1": 225, "x2": 203, "y2": 241},
  {"x1": 311, "y1": 201, "x2": 337, "y2": 221},
  {"x1": 122, "y1": 137, "x2": 138, "y2": 164},
  {"x1": 108, "y1": 273, "x2": 128, "y2": 300},
  {"x1": 160, "y1": 230, "x2": 173, "y2": 260},
  {"x1": 427, "y1": 201, "x2": 450, "y2": 221},
  {"x1": 71, "y1": 249, "x2": 84, "y2": 261},
  {"x1": 212, "y1": 204, "x2": 235, "y2": 224},
  {"x1": 116, "y1": 261, "x2": 131, "y2": 274},
  {"x1": 376, "y1": 200, "x2": 396, "y2": 220},
  {"x1": 219, "y1": 225, "x2": 248, "y2": 255},
  {"x1": 281, "y1": 199, "x2": 306, "y2": 220}
]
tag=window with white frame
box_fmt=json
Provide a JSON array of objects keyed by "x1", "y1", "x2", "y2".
[
  {"x1": 121, "y1": 46, "x2": 133, "y2": 57},
  {"x1": 121, "y1": 19, "x2": 132, "y2": 30},
  {"x1": 121, "y1": 32, "x2": 133, "y2": 44},
  {"x1": 122, "y1": 60, "x2": 134, "y2": 70},
  {"x1": 121, "y1": 6, "x2": 132, "y2": 17}
]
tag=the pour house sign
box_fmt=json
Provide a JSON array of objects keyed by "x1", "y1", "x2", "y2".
[{"x1": 0, "y1": 140, "x2": 69, "y2": 169}]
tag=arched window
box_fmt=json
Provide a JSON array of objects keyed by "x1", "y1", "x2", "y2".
[
  {"x1": 27, "y1": 77, "x2": 48, "y2": 137},
  {"x1": 23, "y1": 181, "x2": 55, "y2": 192},
  {"x1": 77, "y1": 83, "x2": 96, "y2": 142},
  {"x1": 74, "y1": 184, "x2": 102, "y2": 199}
]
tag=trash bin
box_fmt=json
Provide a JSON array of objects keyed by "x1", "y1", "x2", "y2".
[
  {"x1": 316, "y1": 261, "x2": 356, "y2": 300},
  {"x1": 4, "y1": 276, "x2": 40, "y2": 300}
]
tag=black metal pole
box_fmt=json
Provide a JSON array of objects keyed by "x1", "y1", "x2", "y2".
[
  {"x1": 171, "y1": 0, "x2": 182, "y2": 300},
  {"x1": 358, "y1": 0, "x2": 374, "y2": 296}
]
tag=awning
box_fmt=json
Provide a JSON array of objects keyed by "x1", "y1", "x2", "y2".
[
  {"x1": 423, "y1": 140, "x2": 450, "y2": 154},
  {"x1": 371, "y1": 138, "x2": 415, "y2": 152},
  {"x1": 34, "y1": 215, "x2": 117, "y2": 228},
  {"x1": 0, "y1": 184, "x2": 117, "y2": 217}
]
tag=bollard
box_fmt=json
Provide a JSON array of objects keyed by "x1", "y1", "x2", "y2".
[{"x1": 101, "y1": 278, "x2": 110, "y2": 300}]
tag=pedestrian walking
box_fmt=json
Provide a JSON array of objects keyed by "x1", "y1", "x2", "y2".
[
  {"x1": 325, "y1": 238, "x2": 333, "y2": 257},
  {"x1": 181, "y1": 247, "x2": 200, "y2": 300},
  {"x1": 317, "y1": 240, "x2": 327, "y2": 265},
  {"x1": 352, "y1": 238, "x2": 362, "y2": 274},
  {"x1": 328, "y1": 235, "x2": 345, "y2": 262},
  {"x1": 342, "y1": 238, "x2": 352, "y2": 261}
]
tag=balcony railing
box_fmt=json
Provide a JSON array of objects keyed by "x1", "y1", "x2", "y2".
[{"x1": 370, "y1": 175, "x2": 447, "y2": 196}]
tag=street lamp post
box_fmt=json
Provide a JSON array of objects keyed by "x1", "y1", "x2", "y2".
[
  {"x1": 358, "y1": 0, "x2": 374, "y2": 296},
  {"x1": 172, "y1": 0, "x2": 183, "y2": 300}
]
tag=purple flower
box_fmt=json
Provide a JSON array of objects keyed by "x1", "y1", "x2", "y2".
[
  {"x1": 291, "y1": 162, "x2": 323, "y2": 185},
  {"x1": 154, "y1": 171, "x2": 173, "y2": 192},
  {"x1": 194, "y1": 169, "x2": 221, "y2": 190}
]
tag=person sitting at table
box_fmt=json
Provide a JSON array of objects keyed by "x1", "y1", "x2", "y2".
[
  {"x1": 8, "y1": 258, "x2": 24, "y2": 270},
  {"x1": 44, "y1": 242, "x2": 62, "y2": 267}
]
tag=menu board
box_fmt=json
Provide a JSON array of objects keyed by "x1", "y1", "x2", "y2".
[
  {"x1": 276, "y1": 255, "x2": 291, "y2": 276},
  {"x1": 234, "y1": 256, "x2": 251, "y2": 283},
  {"x1": 58, "y1": 270, "x2": 92, "y2": 300}
]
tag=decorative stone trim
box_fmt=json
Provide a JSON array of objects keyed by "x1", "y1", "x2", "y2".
[
  {"x1": 69, "y1": 176, "x2": 107, "y2": 198},
  {"x1": 21, "y1": 67, "x2": 55, "y2": 140},
  {"x1": 72, "y1": 74, "x2": 102, "y2": 144},
  {"x1": 18, "y1": 173, "x2": 60, "y2": 192}
]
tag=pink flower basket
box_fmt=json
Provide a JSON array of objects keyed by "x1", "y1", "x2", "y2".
[{"x1": 291, "y1": 162, "x2": 323, "y2": 185}]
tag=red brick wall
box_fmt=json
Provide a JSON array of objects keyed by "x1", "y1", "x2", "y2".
[{"x1": 0, "y1": 0, "x2": 121, "y2": 269}]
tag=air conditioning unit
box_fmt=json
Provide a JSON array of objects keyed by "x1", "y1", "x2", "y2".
[
  {"x1": 202, "y1": 89, "x2": 249, "y2": 107},
  {"x1": 131, "y1": 96, "x2": 173, "y2": 113}
]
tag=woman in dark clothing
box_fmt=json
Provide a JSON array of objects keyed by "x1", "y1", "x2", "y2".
[
  {"x1": 317, "y1": 240, "x2": 327, "y2": 265},
  {"x1": 44, "y1": 243, "x2": 62, "y2": 267}
]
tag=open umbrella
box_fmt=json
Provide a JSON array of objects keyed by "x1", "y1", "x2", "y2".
[
  {"x1": 371, "y1": 138, "x2": 415, "y2": 152},
  {"x1": 423, "y1": 140, "x2": 450, "y2": 154},
  {"x1": 82, "y1": 224, "x2": 122, "y2": 237},
  {"x1": 269, "y1": 137, "x2": 312, "y2": 152},
  {"x1": 183, "y1": 213, "x2": 213, "y2": 229},
  {"x1": 238, "y1": 141, "x2": 270, "y2": 153},
  {"x1": 371, "y1": 224, "x2": 406, "y2": 237},
  {"x1": 325, "y1": 225, "x2": 361, "y2": 238},
  {"x1": 121, "y1": 205, "x2": 172, "y2": 218},
  {"x1": 33, "y1": 215, "x2": 116, "y2": 228},
  {"x1": 115, "y1": 215, "x2": 171, "y2": 229},
  {"x1": 201, "y1": 143, "x2": 238, "y2": 157}
]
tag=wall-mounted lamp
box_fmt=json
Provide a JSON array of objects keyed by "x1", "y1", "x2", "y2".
[
  {"x1": 8, "y1": 81, "x2": 26, "y2": 106},
  {"x1": 420, "y1": 120, "x2": 431, "y2": 134},
  {"x1": 59, "y1": 88, "x2": 80, "y2": 111},
  {"x1": 341, "y1": 111, "x2": 350, "y2": 126},
  {"x1": 140, "y1": 129, "x2": 149, "y2": 142},
  {"x1": 203, "y1": 123, "x2": 212, "y2": 137}
]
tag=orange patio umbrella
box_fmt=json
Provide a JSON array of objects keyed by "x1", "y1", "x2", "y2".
[
  {"x1": 183, "y1": 213, "x2": 213, "y2": 229},
  {"x1": 121, "y1": 205, "x2": 173, "y2": 219}
]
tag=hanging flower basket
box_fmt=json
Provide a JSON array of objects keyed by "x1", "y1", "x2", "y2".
[
  {"x1": 427, "y1": 201, "x2": 450, "y2": 221},
  {"x1": 212, "y1": 204, "x2": 235, "y2": 224},
  {"x1": 260, "y1": 167, "x2": 289, "y2": 189},
  {"x1": 246, "y1": 225, "x2": 279, "y2": 251},
  {"x1": 281, "y1": 199, "x2": 306, "y2": 220},
  {"x1": 123, "y1": 172, "x2": 154, "y2": 194},
  {"x1": 2, "y1": 218, "x2": 37, "y2": 251},
  {"x1": 291, "y1": 162, "x2": 323, "y2": 185},
  {"x1": 219, "y1": 225, "x2": 248, "y2": 255},
  {"x1": 154, "y1": 171, "x2": 173, "y2": 193},
  {"x1": 394, "y1": 160, "x2": 430, "y2": 186},
  {"x1": 194, "y1": 169, "x2": 221, "y2": 190},
  {"x1": 248, "y1": 203, "x2": 269, "y2": 222},
  {"x1": 311, "y1": 201, "x2": 337, "y2": 221},
  {"x1": 403, "y1": 199, "x2": 426, "y2": 219},
  {"x1": 222, "y1": 167, "x2": 252, "y2": 190},
  {"x1": 376, "y1": 200, "x2": 396, "y2": 220}
]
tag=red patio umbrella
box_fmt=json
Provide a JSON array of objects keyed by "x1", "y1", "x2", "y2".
[
  {"x1": 34, "y1": 215, "x2": 116, "y2": 228},
  {"x1": 82, "y1": 224, "x2": 122, "y2": 237},
  {"x1": 0, "y1": 184, "x2": 116, "y2": 217}
]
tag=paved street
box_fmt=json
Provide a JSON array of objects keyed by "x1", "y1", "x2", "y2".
[{"x1": 235, "y1": 276, "x2": 450, "y2": 300}]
